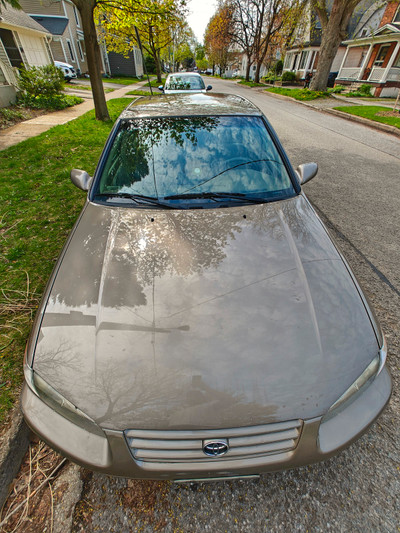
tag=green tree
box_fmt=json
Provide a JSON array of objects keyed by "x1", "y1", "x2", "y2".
[
  {"x1": 101, "y1": 0, "x2": 187, "y2": 83},
  {"x1": 175, "y1": 42, "x2": 194, "y2": 69},
  {"x1": 70, "y1": 0, "x2": 186, "y2": 121},
  {"x1": 0, "y1": 0, "x2": 21, "y2": 10}
]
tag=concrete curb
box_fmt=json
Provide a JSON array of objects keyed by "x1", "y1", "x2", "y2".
[
  {"x1": 262, "y1": 89, "x2": 400, "y2": 138},
  {"x1": 323, "y1": 107, "x2": 400, "y2": 138},
  {"x1": 0, "y1": 399, "x2": 31, "y2": 508}
]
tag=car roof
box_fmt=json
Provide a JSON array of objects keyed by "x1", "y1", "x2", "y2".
[
  {"x1": 121, "y1": 93, "x2": 262, "y2": 119},
  {"x1": 167, "y1": 72, "x2": 202, "y2": 78}
]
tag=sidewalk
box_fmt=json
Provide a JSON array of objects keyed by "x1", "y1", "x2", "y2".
[{"x1": 0, "y1": 79, "x2": 148, "y2": 151}]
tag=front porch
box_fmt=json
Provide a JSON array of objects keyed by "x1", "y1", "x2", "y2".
[{"x1": 336, "y1": 26, "x2": 400, "y2": 97}]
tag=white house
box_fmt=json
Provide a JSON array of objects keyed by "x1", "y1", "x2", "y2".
[{"x1": 0, "y1": 3, "x2": 52, "y2": 106}]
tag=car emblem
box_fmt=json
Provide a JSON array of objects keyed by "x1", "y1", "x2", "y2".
[{"x1": 203, "y1": 439, "x2": 229, "y2": 457}]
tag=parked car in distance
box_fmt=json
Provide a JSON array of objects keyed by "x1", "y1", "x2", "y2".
[
  {"x1": 54, "y1": 60, "x2": 77, "y2": 82},
  {"x1": 22, "y1": 93, "x2": 391, "y2": 482},
  {"x1": 159, "y1": 72, "x2": 212, "y2": 94}
]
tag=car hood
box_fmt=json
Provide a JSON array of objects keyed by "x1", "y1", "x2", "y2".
[{"x1": 33, "y1": 196, "x2": 379, "y2": 431}]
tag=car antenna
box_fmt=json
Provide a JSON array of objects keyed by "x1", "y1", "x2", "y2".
[{"x1": 134, "y1": 26, "x2": 153, "y2": 96}]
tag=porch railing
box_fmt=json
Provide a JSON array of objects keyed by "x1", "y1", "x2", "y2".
[
  {"x1": 337, "y1": 67, "x2": 361, "y2": 80},
  {"x1": 368, "y1": 66, "x2": 386, "y2": 82},
  {"x1": 386, "y1": 67, "x2": 400, "y2": 82}
]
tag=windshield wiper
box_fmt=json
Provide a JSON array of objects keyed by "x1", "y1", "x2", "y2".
[
  {"x1": 95, "y1": 192, "x2": 177, "y2": 209},
  {"x1": 178, "y1": 159, "x2": 282, "y2": 194},
  {"x1": 164, "y1": 192, "x2": 268, "y2": 203}
]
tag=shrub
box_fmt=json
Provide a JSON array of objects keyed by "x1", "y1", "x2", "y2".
[
  {"x1": 282, "y1": 71, "x2": 296, "y2": 82},
  {"x1": 18, "y1": 64, "x2": 64, "y2": 98},
  {"x1": 275, "y1": 60, "x2": 283, "y2": 75},
  {"x1": 17, "y1": 93, "x2": 83, "y2": 110},
  {"x1": 359, "y1": 84, "x2": 372, "y2": 96},
  {"x1": 328, "y1": 85, "x2": 345, "y2": 93}
]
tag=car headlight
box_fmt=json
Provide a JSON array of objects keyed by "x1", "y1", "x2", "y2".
[
  {"x1": 24, "y1": 364, "x2": 104, "y2": 437},
  {"x1": 327, "y1": 337, "x2": 387, "y2": 416}
]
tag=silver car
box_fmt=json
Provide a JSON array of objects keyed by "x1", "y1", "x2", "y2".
[
  {"x1": 22, "y1": 93, "x2": 391, "y2": 481},
  {"x1": 159, "y1": 72, "x2": 212, "y2": 94}
]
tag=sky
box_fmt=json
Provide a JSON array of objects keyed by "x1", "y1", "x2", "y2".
[{"x1": 187, "y1": 0, "x2": 218, "y2": 43}]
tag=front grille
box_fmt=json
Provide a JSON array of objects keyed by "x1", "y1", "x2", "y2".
[{"x1": 125, "y1": 420, "x2": 303, "y2": 464}]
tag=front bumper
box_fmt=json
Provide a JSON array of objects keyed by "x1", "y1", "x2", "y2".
[{"x1": 21, "y1": 367, "x2": 391, "y2": 480}]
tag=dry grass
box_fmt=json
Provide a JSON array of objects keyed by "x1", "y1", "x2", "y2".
[{"x1": 0, "y1": 440, "x2": 67, "y2": 532}]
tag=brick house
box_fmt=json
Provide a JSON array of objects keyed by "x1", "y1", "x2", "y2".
[
  {"x1": 336, "y1": 0, "x2": 400, "y2": 96},
  {"x1": 282, "y1": 0, "x2": 379, "y2": 83}
]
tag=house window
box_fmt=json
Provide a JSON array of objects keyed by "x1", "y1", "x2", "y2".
[
  {"x1": 299, "y1": 51, "x2": 308, "y2": 70},
  {"x1": 66, "y1": 39, "x2": 75, "y2": 62},
  {"x1": 73, "y1": 6, "x2": 80, "y2": 26},
  {"x1": 374, "y1": 45, "x2": 390, "y2": 66},
  {"x1": 77, "y1": 39, "x2": 84, "y2": 61},
  {"x1": 0, "y1": 29, "x2": 23, "y2": 68}
]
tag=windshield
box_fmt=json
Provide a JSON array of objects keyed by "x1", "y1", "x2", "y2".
[
  {"x1": 95, "y1": 115, "x2": 296, "y2": 207},
  {"x1": 165, "y1": 75, "x2": 205, "y2": 91}
]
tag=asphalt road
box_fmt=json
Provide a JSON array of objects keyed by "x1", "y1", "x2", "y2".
[{"x1": 66, "y1": 79, "x2": 399, "y2": 532}]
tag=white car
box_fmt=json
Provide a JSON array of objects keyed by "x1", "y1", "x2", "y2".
[
  {"x1": 159, "y1": 72, "x2": 212, "y2": 94},
  {"x1": 54, "y1": 60, "x2": 77, "y2": 82}
]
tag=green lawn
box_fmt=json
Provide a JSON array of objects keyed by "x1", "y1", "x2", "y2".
[
  {"x1": 67, "y1": 84, "x2": 115, "y2": 93},
  {"x1": 107, "y1": 76, "x2": 142, "y2": 85},
  {"x1": 334, "y1": 105, "x2": 400, "y2": 129},
  {"x1": 126, "y1": 89, "x2": 162, "y2": 96},
  {"x1": 0, "y1": 98, "x2": 132, "y2": 422},
  {"x1": 265, "y1": 87, "x2": 330, "y2": 100},
  {"x1": 238, "y1": 80, "x2": 266, "y2": 87},
  {"x1": 144, "y1": 77, "x2": 166, "y2": 87}
]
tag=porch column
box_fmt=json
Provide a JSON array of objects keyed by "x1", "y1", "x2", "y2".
[
  {"x1": 359, "y1": 44, "x2": 374, "y2": 80},
  {"x1": 337, "y1": 46, "x2": 350, "y2": 76},
  {"x1": 380, "y1": 41, "x2": 400, "y2": 82}
]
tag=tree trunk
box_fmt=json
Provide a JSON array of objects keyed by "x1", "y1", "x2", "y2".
[
  {"x1": 310, "y1": 0, "x2": 355, "y2": 91},
  {"x1": 76, "y1": 1, "x2": 109, "y2": 121},
  {"x1": 309, "y1": 29, "x2": 342, "y2": 90},
  {"x1": 155, "y1": 51, "x2": 162, "y2": 83},
  {"x1": 245, "y1": 57, "x2": 252, "y2": 81},
  {"x1": 254, "y1": 61, "x2": 262, "y2": 83}
]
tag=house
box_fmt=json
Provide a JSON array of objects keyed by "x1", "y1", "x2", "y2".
[
  {"x1": 0, "y1": 3, "x2": 52, "y2": 106},
  {"x1": 282, "y1": 0, "x2": 378, "y2": 83},
  {"x1": 336, "y1": 0, "x2": 400, "y2": 96},
  {"x1": 19, "y1": 0, "x2": 88, "y2": 75},
  {"x1": 101, "y1": 45, "x2": 143, "y2": 78}
]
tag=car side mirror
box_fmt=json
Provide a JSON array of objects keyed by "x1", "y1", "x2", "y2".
[
  {"x1": 70, "y1": 169, "x2": 92, "y2": 191},
  {"x1": 296, "y1": 162, "x2": 318, "y2": 185},
  {"x1": 158, "y1": 85, "x2": 164, "y2": 91},
  {"x1": 206, "y1": 85, "x2": 212, "y2": 91}
]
